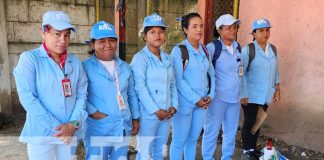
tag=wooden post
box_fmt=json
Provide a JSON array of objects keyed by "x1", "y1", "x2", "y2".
[
  {"x1": 197, "y1": 0, "x2": 212, "y2": 44},
  {"x1": 95, "y1": 0, "x2": 99, "y2": 22},
  {"x1": 115, "y1": 0, "x2": 126, "y2": 60}
]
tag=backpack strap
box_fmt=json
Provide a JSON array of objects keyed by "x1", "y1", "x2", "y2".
[
  {"x1": 270, "y1": 44, "x2": 277, "y2": 56},
  {"x1": 201, "y1": 44, "x2": 209, "y2": 58},
  {"x1": 247, "y1": 43, "x2": 256, "y2": 71},
  {"x1": 178, "y1": 44, "x2": 189, "y2": 70},
  {"x1": 201, "y1": 44, "x2": 211, "y2": 95},
  {"x1": 237, "y1": 43, "x2": 242, "y2": 53},
  {"x1": 179, "y1": 43, "x2": 210, "y2": 70},
  {"x1": 212, "y1": 40, "x2": 222, "y2": 66}
]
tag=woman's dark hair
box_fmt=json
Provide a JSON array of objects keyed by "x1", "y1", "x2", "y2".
[
  {"x1": 252, "y1": 29, "x2": 256, "y2": 41},
  {"x1": 143, "y1": 26, "x2": 166, "y2": 35},
  {"x1": 212, "y1": 26, "x2": 221, "y2": 38},
  {"x1": 180, "y1": 12, "x2": 202, "y2": 37},
  {"x1": 87, "y1": 39, "x2": 96, "y2": 55}
]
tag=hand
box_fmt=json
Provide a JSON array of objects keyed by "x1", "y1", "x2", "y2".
[
  {"x1": 155, "y1": 109, "x2": 167, "y2": 120},
  {"x1": 131, "y1": 120, "x2": 140, "y2": 136},
  {"x1": 203, "y1": 96, "x2": 211, "y2": 106},
  {"x1": 165, "y1": 107, "x2": 177, "y2": 119},
  {"x1": 196, "y1": 98, "x2": 206, "y2": 108},
  {"x1": 90, "y1": 111, "x2": 108, "y2": 120},
  {"x1": 53, "y1": 123, "x2": 76, "y2": 144},
  {"x1": 196, "y1": 97, "x2": 210, "y2": 109},
  {"x1": 240, "y1": 98, "x2": 248, "y2": 106},
  {"x1": 272, "y1": 89, "x2": 281, "y2": 103}
]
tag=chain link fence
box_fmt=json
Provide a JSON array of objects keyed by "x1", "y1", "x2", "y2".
[
  {"x1": 144, "y1": 0, "x2": 237, "y2": 52},
  {"x1": 143, "y1": 0, "x2": 198, "y2": 53},
  {"x1": 110, "y1": 0, "x2": 238, "y2": 61},
  {"x1": 212, "y1": 0, "x2": 235, "y2": 22}
]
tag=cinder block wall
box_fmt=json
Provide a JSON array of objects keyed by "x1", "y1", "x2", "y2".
[
  {"x1": 5, "y1": 0, "x2": 96, "y2": 112},
  {"x1": 2, "y1": 0, "x2": 198, "y2": 114}
]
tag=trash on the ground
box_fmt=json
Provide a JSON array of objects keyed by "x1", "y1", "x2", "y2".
[
  {"x1": 259, "y1": 138, "x2": 289, "y2": 160},
  {"x1": 277, "y1": 150, "x2": 289, "y2": 160}
]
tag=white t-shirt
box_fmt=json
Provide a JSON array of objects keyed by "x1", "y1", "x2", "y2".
[
  {"x1": 265, "y1": 43, "x2": 270, "y2": 57},
  {"x1": 226, "y1": 44, "x2": 234, "y2": 55},
  {"x1": 99, "y1": 59, "x2": 115, "y2": 77}
]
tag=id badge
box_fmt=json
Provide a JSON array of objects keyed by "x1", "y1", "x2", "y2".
[
  {"x1": 184, "y1": 60, "x2": 189, "y2": 70},
  {"x1": 62, "y1": 78, "x2": 72, "y2": 97},
  {"x1": 117, "y1": 93, "x2": 125, "y2": 110},
  {"x1": 239, "y1": 65, "x2": 244, "y2": 77}
]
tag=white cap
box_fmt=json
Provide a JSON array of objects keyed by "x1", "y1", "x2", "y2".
[{"x1": 215, "y1": 14, "x2": 241, "y2": 29}]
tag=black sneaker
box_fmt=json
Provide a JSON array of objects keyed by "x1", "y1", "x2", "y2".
[
  {"x1": 241, "y1": 151, "x2": 255, "y2": 160},
  {"x1": 252, "y1": 150, "x2": 262, "y2": 159}
]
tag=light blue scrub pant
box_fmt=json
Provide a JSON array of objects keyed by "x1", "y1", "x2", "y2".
[
  {"x1": 170, "y1": 107, "x2": 206, "y2": 160},
  {"x1": 202, "y1": 97, "x2": 240, "y2": 160},
  {"x1": 136, "y1": 118, "x2": 171, "y2": 160},
  {"x1": 27, "y1": 142, "x2": 78, "y2": 160},
  {"x1": 84, "y1": 117, "x2": 130, "y2": 160}
]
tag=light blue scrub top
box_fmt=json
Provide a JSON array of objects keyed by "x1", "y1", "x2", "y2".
[
  {"x1": 82, "y1": 55, "x2": 140, "y2": 131},
  {"x1": 206, "y1": 38, "x2": 242, "y2": 103},
  {"x1": 170, "y1": 39, "x2": 216, "y2": 111},
  {"x1": 13, "y1": 45, "x2": 88, "y2": 144},
  {"x1": 130, "y1": 45, "x2": 178, "y2": 119},
  {"x1": 241, "y1": 41, "x2": 280, "y2": 105}
]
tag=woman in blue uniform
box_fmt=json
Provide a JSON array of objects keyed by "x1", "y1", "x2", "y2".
[
  {"x1": 169, "y1": 12, "x2": 216, "y2": 160},
  {"x1": 13, "y1": 11, "x2": 88, "y2": 160},
  {"x1": 240, "y1": 18, "x2": 281, "y2": 160},
  {"x1": 202, "y1": 14, "x2": 242, "y2": 160},
  {"x1": 82, "y1": 21, "x2": 140, "y2": 160},
  {"x1": 130, "y1": 13, "x2": 178, "y2": 160}
]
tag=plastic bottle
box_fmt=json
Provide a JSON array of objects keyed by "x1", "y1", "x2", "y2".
[
  {"x1": 263, "y1": 138, "x2": 276, "y2": 160},
  {"x1": 267, "y1": 138, "x2": 273, "y2": 150}
]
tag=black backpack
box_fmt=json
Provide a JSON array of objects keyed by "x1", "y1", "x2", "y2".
[
  {"x1": 246, "y1": 43, "x2": 277, "y2": 71},
  {"x1": 178, "y1": 44, "x2": 211, "y2": 94}
]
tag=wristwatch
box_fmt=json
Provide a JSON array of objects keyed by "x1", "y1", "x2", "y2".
[{"x1": 70, "y1": 120, "x2": 80, "y2": 129}]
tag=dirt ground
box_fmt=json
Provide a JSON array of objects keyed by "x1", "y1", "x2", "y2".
[{"x1": 1, "y1": 114, "x2": 323, "y2": 160}]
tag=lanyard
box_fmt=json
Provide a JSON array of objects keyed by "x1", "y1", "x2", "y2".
[
  {"x1": 42, "y1": 42, "x2": 67, "y2": 71},
  {"x1": 112, "y1": 61, "x2": 125, "y2": 111},
  {"x1": 112, "y1": 61, "x2": 121, "y2": 95}
]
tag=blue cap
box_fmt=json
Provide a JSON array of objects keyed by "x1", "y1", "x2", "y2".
[
  {"x1": 90, "y1": 21, "x2": 117, "y2": 40},
  {"x1": 42, "y1": 11, "x2": 76, "y2": 32},
  {"x1": 143, "y1": 13, "x2": 167, "y2": 28},
  {"x1": 251, "y1": 18, "x2": 272, "y2": 33}
]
